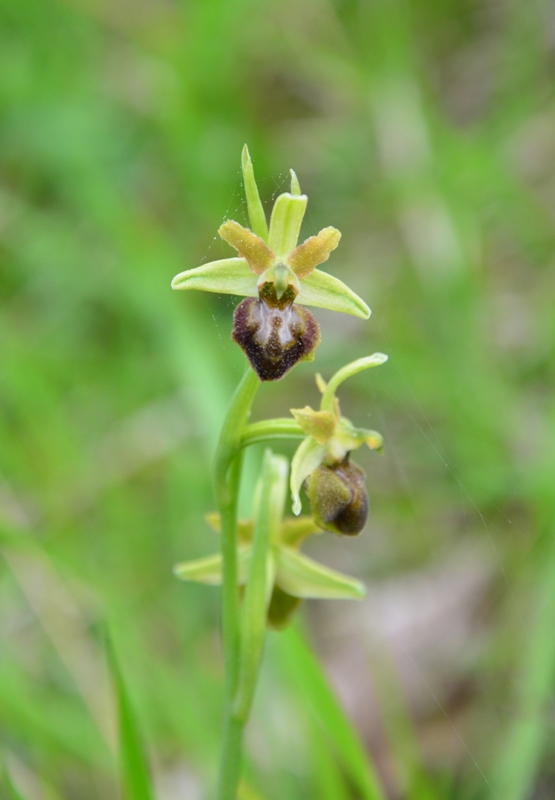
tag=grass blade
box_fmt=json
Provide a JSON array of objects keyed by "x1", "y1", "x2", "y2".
[
  {"x1": 107, "y1": 638, "x2": 155, "y2": 800},
  {"x1": 3, "y1": 768, "x2": 29, "y2": 800},
  {"x1": 277, "y1": 625, "x2": 385, "y2": 800}
]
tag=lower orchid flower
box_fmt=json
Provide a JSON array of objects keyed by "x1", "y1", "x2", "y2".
[
  {"x1": 290, "y1": 355, "x2": 387, "y2": 534},
  {"x1": 174, "y1": 469, "x2": 365, "y2": 631}
]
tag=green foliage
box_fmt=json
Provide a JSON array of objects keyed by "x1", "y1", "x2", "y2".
[
  {"x1": 107, "y1": 638, "x2": 155, "y2": 800},
  {"x1": 2, "y1": 0, "x2": 555, "y2": 796},
  {"x1": 3, "y1": 768, "x2": 30, "y2": 800}
]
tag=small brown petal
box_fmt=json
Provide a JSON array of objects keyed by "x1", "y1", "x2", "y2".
[
  {"x1": 288, "y1": 227, "x2": 341, "y2": 278},
  {"x1": 218, "y1": 220, "x2": 274, "y2": 274},
  {"x1": 290, "y1": 407, "x2": 336, "y2": 444},
  {"x1": 232, "y1": 293, "x2": 320, "y2": 381}
]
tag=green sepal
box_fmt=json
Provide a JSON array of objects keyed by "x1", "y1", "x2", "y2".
[
  {"x1": 173, "y1": 546, "x2": 252, "y2": 585},
  {"x1": 268, "y1": 192, "x2": 308, "y2": 258},
  {"x1": 321, "y1": 354, "x2": 388, "y2": 411},
  {"x1": 241, "y1": 144, "x2": 269, "y2": 242},
  {"x1": 275, "y1": 547, "x2": 366, "y2": 599},
  {"x1": 204, "y1": 512, "x2": 254, "y2": 543},
  {"x1": 296, "y1": 269, "x2": 371, "y2": 319},
  {"x1": 290, "y1": 436, "x2": 327, "y2": 515},
  {"x1": 290, "y1": 169, "x2": 301, "y2": 196},
  {"x1": 171, "y1": 257, "x2": 258, "y2": 297},
  {"x1": 280, "y1": 516, "x2": 323, "y2": 546}
]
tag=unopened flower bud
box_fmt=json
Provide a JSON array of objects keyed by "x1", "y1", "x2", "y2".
[{"x1": 307, "y1": 457, "x2": 368, "y2": 535}]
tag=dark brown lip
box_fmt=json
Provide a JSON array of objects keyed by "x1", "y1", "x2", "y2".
[{"x1": 232, "y1": 295, "x2": 320, "y2": 381}]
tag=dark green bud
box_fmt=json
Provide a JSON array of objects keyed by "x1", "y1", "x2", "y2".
[
  {"x1": 307, "y1": 457, "x2": 368, "y2": 535},
  {"x1": 267, "y1": 586, "x2": 303, "y2": 629},
  {"x1": 232, "y1": 283, "x2": 320, "y2": 381}
]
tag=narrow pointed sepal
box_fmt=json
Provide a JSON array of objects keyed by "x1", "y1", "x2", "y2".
[
  {"x1": 241, "y1": 144, "x2": 269, "y2": 242},
  {"x1": 218, "y1": 220, "x2": 274, "y2": 274},
  {"x1": 289, "y1": 227, "x2": 341, "y2": 278},
  {"x1": 290, "y1": 436, "x2": 327, "y2": 515},
  {"x1": 275, "y1": 547, "x2": 366, "y2": 599},
  {"x1": 173, "y1": 546, "x2": 252, "y2": 585},
  {"x1": 296, "y1": 269, "x2": 371, "y2": 319},
  {"x1": 171, "y1": 258, "x2": 258, "y2": 297}
]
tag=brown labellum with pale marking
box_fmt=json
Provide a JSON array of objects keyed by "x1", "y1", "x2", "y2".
[
  {"x1": 306, "y1": 456, "x2": 368, "y2": 535},
  {"x1": 232, "y1": 283, "x2": 320, "y2": 381}
]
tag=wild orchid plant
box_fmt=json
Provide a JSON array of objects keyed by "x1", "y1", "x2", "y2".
[{"x1": 171, "y1": 146, "x2": 387, "y2": 800}]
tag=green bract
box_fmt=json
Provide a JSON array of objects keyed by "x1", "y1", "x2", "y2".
[
  {"x1": 171, "y1": 145, "x2": 370, "y2": 320},
  {"x1": 290, "y1": 355, "x2": 387, "y2": 517}
]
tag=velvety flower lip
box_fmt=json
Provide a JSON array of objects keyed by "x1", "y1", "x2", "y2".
[
  {"x1": 289, "y1": 355, "x2": 387, "y2": 521},
  {"x1": 171, "y1": 145, "x2": 371, "y2": 321}
]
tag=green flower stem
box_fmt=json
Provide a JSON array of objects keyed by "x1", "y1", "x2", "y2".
[
  {"x1": 214, "y1": 367, "x2": 259, "y2": 800},
  {"x1": 214, "y1": 366, "x2": 259, "y2": 697},
  {"x1": 241, "y1": 418, "x2": 305, "y2": 448},
  {"x1": 217, "y1": 716, "x2": 244, "y2": 800}
]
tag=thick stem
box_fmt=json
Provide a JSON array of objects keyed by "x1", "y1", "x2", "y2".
[{"x1": 217, "y1": 715, "x2": 245, "y2": 800}]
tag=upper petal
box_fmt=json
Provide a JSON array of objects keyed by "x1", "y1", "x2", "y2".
[
  {"x1": 171, "y1": 257, "x2": 258, "y2": 297},
  {"x1": 288, "y1": 227, "x2": 341, "y2": 278},
  {"x1": 218, "y1": 220, "x2": 274, "y2": 274},
  {"x1": 290, "y1": 406, "x2": 336, "y2": 444},
  {"x1": 296, "y1": 269, "x2": 371, "y2": 319}
]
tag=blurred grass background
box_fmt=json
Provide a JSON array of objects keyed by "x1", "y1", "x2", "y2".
[{"x1": 1, "y1": 0, "x2": 555, "y2": 797}]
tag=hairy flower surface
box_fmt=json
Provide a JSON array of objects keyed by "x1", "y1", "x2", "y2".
[
  {"x1": 171, "y1": 146, "x2": 370, "y2": 380},
  {"x1": 290, "y1": 355, "x2": 387, "y2": 533}
]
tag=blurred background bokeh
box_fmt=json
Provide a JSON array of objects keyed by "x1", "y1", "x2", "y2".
[{"x1": 2, "y1": 0, "x2": 555, "y2": 797}]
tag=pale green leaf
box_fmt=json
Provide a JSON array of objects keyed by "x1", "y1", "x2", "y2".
[
  {"x1": 296, "y1": 269, "x2": 371, "y2": 319},
  {"x1": 276, "y1": 548, "x2": 366, "y2": 599},
  {"x1": 290, "y1": 436, "x2": 327, "y2": 515},
  {"x1": 268, "y1": 193, "x2": 307, "y2": 258},
  {"x1": 241, "y1": 144, "x2": 269, "y2": 242},
  {"x1": 171, "y1": 257, "x2": 258, "y2": 297}
]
